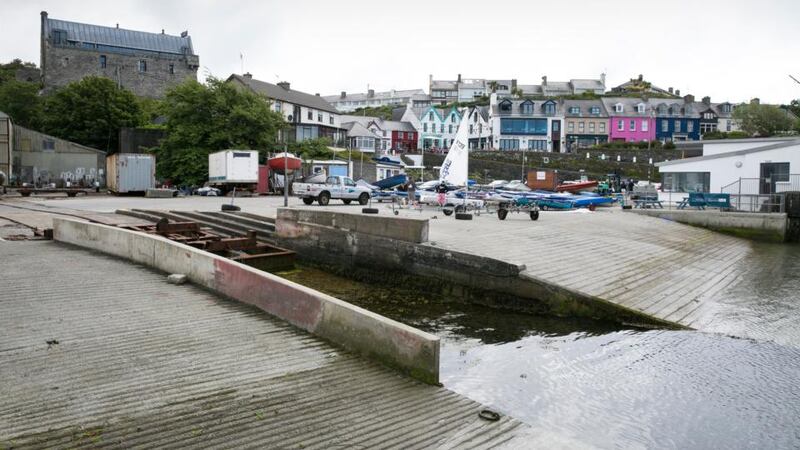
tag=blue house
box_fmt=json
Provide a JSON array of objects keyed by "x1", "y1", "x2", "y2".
[{"x1": 654, "y1": 96, "x2": 701, "y2": 142}]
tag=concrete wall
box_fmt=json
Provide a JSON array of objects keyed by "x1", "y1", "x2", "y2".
[
  {"x1": 52, "y1": 218, "x2": 440, "y2": 384},
  {"x1": 631, "y1": 209, "x2": 788, "y2": 242},
  {"x1": 278, "y1": 208, "x2": 429, "y2": 243}
]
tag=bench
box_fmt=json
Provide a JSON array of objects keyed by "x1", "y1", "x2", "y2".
[{"x1": 634, "y1": 198, "x2": 663, "y2": 209}]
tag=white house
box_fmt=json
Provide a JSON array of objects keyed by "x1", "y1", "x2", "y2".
[
  {"x1": 489, "y1": 94, "x2": 566, "y2": 152},
  {"x1": 657, "y1": 137, "x2": 800, "y2": 194},
  {"x1": 400, "y1": 105, "x2": 462, "y2": 150},
  {"x1": 323, "y1": 89, "x2": 429, "y2": 112}
]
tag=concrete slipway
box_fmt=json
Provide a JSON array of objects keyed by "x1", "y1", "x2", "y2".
[{"x1": 0, "y1": 241, "x2": 526, "y2": 448}]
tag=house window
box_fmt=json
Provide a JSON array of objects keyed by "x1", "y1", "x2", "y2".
[
  {"x1": 499, "y1": 139, "x2": 520, "y2": 150},
  {"x1": 642, "y1": 120, "x2": 648, "y2": 132},
  {"x1": 615, "y1": 104, "x2": 623, "y2": 113},
  {"x1": 617, "y1": 120, "x2": 624, "y2": 131},
  {"x1": 727, "y1": 121, "x2": 732, "y2": 131},
  {"x1": 568, "y1": 122, "x2": 574, "y2": 132},
  {"x1": 528, "y1": 140, "x2": 547, "y2": 151},
  {"x1": 662, "y1": 120, "x2": 669, "y2": 131},
  {"x1": 637, "y1": 104, "x2": 645, "y2": 114},
  {"x1": 448, "y1": 125, "x2": 453, "y2": 133},
  {"x1": 330, "y1": 116, "x2": 334, "y2": 125},
  {"x1": 500, "y1": 100, "x2": 512, "y2": 112},
  {"x1": 423, "y1": 123, "x2": 428, "y2": 132},
  {"x1": 590, "y1": 106, "x2": 600, "y2": 115},
  {"x1": 429, "y1": 112, "x2": 434, "y2": 120},
  {"x1": 703, "y1": 112, "x2": 714, "y2": 120},
  {"x1": 451, "y1": 115, "x2": 456, "y2": 123},
  {"x1": 318, "y1": 113, "x2": 323, "y2": 122},
  {"x1": 138, "y1": 60, "x2": 147, "y2": 72},
  {"x1": 42, "y1": 139, "x2": 55, "y2": 151},
  {"x1": 522, "y1": 102, "x2": 534, "y2": 114},
  {"x1": 675, "y1": 120, "x2": 682, "y2": 132},
  {"x1": 53, "y1": 29, "x2": 68, "y2": 45},
  {"x1": 569, "y1": 106, "x2": 580, "y2": 115},
  {"x1": 543, "y1": 102, "x2": 555, "y2": 116},
  {"x1": 578, "y1": 122, "x2": 585, "y2": 132},
  {"x1": 687, "y1": 121, "x2": 694, "y2": 132},
  {"x1": 99, "y1": 55, "x2": 107, "y2": 69},
  {"x1": 168, "y1": 64, "x2": 174, "y2": 74},
  {"x1": 308, "y1": 110, "x2": 313, "y2": 120},
  {"x1": 629, "y1": 120, "x2": 636, "y2": 131},
  {"x1": 589, "y1": 122, "x2": 595, "y2": 132},
  {"x1": 469, "y1": 124, "x2": 474, "y2": 134},
  {"x1": 599, "y1": 122, "x2": 605, "y2": 132},
  {"x1": 440, "y1": 124, "x2": 444, "y2": 133},
  {"x1": 275, "y1": 101, "x2": 282, "y2": 113}
]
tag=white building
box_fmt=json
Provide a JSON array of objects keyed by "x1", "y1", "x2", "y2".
[
  {"x1": 657, "y1": 137, "x2": 800, "y2": 194},
  {"x1": 489, "y1": 94, "x2": 566, "y2": 152},
  {"x1": 323, "y1": 89, "x2": 430, "y2": 112},
  {"x1": 400, "y1": 105, "x2": 462, "y2": 150}
]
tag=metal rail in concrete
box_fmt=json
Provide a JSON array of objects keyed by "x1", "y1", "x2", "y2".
[{"x1": 0, "y1": 241, "x2": 526, "y2": 448}]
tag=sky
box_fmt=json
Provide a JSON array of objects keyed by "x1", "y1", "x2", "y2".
[{"x1": 2, "y1": 0, "x2": 799, "y2": 104}]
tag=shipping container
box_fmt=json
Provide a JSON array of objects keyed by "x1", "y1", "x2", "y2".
[
  {"x1": 107, "y1": 153, "x2": 156, "y2": 194},
  {"x1": 209, "y1": 150, "x2": 259, "y2": 191},
  {"x1": 526, "y1": 169, "x2": 558, "y2": 191}
]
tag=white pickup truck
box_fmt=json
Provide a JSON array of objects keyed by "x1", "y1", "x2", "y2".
[{"x1": 293, "y1": 175, "x2": 372, "y2": 206}]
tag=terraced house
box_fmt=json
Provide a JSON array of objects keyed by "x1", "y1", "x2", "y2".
[
  {"x1": 400, "y1": 106, "x2": 462, "y2": 150},
  {"x1": 563, "y1": 100, "x2": 609, "y2": 151},
  {"x1": 602, "y1": 98, "x2": 656, "y2": 143},
  {"x1": 653, "y1": 95, "x2": 701, "y2": 142},
  {"x1": 40, "y1": 11, "x2": 199, "y2": 98},
  {"x1": 323, "y1": 89, "x2": 430, "y2": 112},
  {"x1": 228, "y1": 74, "x2": 345, "y2": 145},
  {"x1": 490, "y1": 94, "x2": 565, "y2": 152}
]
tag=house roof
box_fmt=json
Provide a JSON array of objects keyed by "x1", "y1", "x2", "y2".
[
  {"x1": 228, "y1": 74, "x2": 339, "y2": 114},
  {"x1": 342, "y1": 121, "x2": 382, "y2": 139},
  {"x1": 601, "y1": 97, "x2": 655, "y2": 116},
  {"x1": 518, "y1": 84, "x2": 543, "y2": 95},
  {"x1": 657, "y1": 139, "x2": 800, "y2": 167},
  {"x1": 491, "y1": 99, "x2": 561, "y2": 116},
  {"x1": 570, "y1": 79, "x2": 605, "y2": 90},
  {"x1": 431, "y1": 80, "x2": 458, "y2": 90},
  {"x1": 322, "y1": 89, "x2": 426, "y2": 104},
  {"x1": 341, "y1": 115, "x2": 416, "y2": 133},
  {"x1": 562, "y1": 99, "x2": 608, "y2": 117},
  {"x1": 44, "y1": 16, "x2": 194, "y2": 55}
]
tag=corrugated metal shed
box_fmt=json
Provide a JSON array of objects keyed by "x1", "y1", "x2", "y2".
[{"x1": 45, "y1": 17, "x2": 194, "y2": 55}]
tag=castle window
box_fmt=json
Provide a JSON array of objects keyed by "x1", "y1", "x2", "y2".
[
  {"x1": 168, "y1": 64, "x2": 174, "y2": 74},
  {"x1": 99, "y1": 55, "x2": 107, "y2": 69},
  {"x1": 138, "y1": 60, "x2": 147, "y2": 73}
]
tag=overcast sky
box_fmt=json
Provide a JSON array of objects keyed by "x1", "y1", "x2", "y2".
[{"x1": 3, "y1": 0, "x2": 799, "y2": 103}]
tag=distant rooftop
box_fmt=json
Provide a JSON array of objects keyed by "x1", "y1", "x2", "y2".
[
  {"x1": 228, "y1": 74, "x2": 339, "y2": 114},
  {"x1": 42, "y1": 11, "x2": 195, "y2": 56}
]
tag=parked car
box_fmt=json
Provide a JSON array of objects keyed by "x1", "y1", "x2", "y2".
[{"x1": 293, "y1": 175, "x2": 372, "y2": 206}]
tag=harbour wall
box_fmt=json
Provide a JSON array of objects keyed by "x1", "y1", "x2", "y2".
[
  {"x1": 52, "y1": 217, "x2": 441, "y2": 384},
  {"x1": 630, "y1": 209, "x2": 788, "y2": 242},
  {"x1": 275, "y1": 208, "x2": 681, "y2": 329}
]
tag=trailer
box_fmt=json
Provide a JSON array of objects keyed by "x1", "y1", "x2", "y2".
[{"x1": 209, "y1": 150, "x2": 259, "y2": 193}]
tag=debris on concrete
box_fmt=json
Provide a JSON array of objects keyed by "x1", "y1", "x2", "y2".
[{"x1": 167, "y1": 274, "x2": 188, "y2": 285}]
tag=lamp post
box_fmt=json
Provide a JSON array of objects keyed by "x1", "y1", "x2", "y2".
[{"x1": 283, "y1": 144, "x2": 288, "y2": 207}]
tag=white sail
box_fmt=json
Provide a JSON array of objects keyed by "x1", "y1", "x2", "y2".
[{"x1": 439, "y1": 108, "x2": 470, "y2": 186}]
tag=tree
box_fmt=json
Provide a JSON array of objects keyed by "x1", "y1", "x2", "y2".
[
  {"x1": 153, "y1": 77, "x2": 286, "y2": 185},
  {"x1": 0, "y1": 80, "x2": 43, "y2": 128},
  {"x1": 0, "y1": 59, "x2": 38, "y2": 85},
  {"x1": 488, "y1": 81, "x2": 498, "y2": 93},
  {"x1": 732, "y1": 102, "x2": 794, "y2": 136},
  {"x1": 511, "y1": 87, "x2": 524, "y2": 98},
  {"x1": 41, "y1": 76, "x2": 143, "y2": 151}
]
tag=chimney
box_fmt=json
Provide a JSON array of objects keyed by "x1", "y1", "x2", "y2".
[
  {"x1": 429, "y1": 74, "x2": 433, "y2": 90},
  {"x1": 315, "y1": 93, "x2": 320, "y2": 96},
  {"x1": 684, "y1": 94, "x2": 695, "y2": 103},
  {"x1": 668, "y1": 87, "x2": 673, "y2": 94},
  {"x1": 116, "y1": 23, "x2": 119, "y2": 29},
  {"x1": 702, "y1": 96, "x2": 711, "y2": 105},
  {"x1": 638, "y1": 74, "x2": 643, "y2": 82},
  {"x1": 340, "y1": 91, "x2": 346, "y2": 99},
  {"x1": 368, "y1": 89, "x2": 375, "y2": 98},
  {"x1": 751, "y1": 98, "x2": 760, "y2": 105},
  {"x1": 542, "y1": 75, "x2": 547, "y2": 86},
  {"x1": 457, "y1": 73, "x2": 462, "y2": 83},
  {"x1": 675, "y1": 89, "x2": 680, "y2": 96},
  {"x1": 243, "y1": 72, "x2": 252, "y2": 80},
  {"x1": 277, "y1": 81, "x2": 290, "y2": 90},
  {"x1": 161, "y1": 29, "x2": 165, "y2": 34},
  {"x1": 600, "y1": 72, "x2": 606, "y2": 87}
]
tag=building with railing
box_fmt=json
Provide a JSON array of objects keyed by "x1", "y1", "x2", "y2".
[{"x1": 657, "y1": 137, "x2": 800, "y2": 212}]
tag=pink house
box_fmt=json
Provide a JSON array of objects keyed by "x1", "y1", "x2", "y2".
[{"x1": 602, "y1": 98, "x2": 656, "y2": 142}]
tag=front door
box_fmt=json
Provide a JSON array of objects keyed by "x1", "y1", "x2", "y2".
[
  {"x1": 551, "y1": 120, "x2": 561, "y2": 153},
  {"x1": 760, "y1": 162, "x2": 790, "y2": 194}
]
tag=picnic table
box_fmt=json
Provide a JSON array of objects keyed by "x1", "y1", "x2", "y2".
[
  {"x1": 633, "y1": 198, "x2": 663, "y2": 209},
  {"x1": 677, "y1": 193, "x2": 730, "y2": 210}
]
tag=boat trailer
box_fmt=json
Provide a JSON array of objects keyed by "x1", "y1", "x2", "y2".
[{"x1": 119, "y1": 218, "x2": 295, "y2": 272}]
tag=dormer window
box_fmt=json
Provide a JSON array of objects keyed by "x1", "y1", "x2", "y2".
[
  {"x1": 499, "y1": 99, "x2": 512, "y2": 112},
  {"x1": 590, "y1": 106, "x2": 600, "y2": 115},
  {"x1": 721, "y1": 104, "x2": 732, "y2": 113},
  {"x1": 658, "y1": 104, "x2": 667, "y2": 115},
  {"x1": 614, "y1": 103, "x2": 623, "y2": 113},
  {"x1": 543, "y1": 100, "x2": 556, "y2": 116},
  {"x1": 428, "y1": 111, "x2": 434, "y2": 121},
  {"x1": 636, "y1": 103, "x2": 645, "y2": 114},
  {"x1": 569, "y1": 106, "x2": 580, "y2": 115},
  {"x1": 521, "y1": 100, "x2": 534, "y2": 115}
]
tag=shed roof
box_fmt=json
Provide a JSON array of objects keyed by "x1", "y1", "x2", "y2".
[
  {"x1": 657, "y1": 139, "x2": 800, "y2": 167},
  {"x1": 44, "y1": 16, "x2": 194, "y2": 55}
]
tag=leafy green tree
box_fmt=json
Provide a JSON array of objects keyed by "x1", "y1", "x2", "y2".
[
  {"x1": 153, "y1": 77, "x2": 286, "y2": 185},
  {"x1": 732, "y1": 102, "x2": 794, "y2": 136},
  {"x1": 0, "y1": 80, "x2": 43, "y2": 128},
  {"x1": 41, "y1": 76, "x2": 143, "y2": 151},
  {"x1": 351, "y1": 105, "x2": 394, "y2": 120},
  {"x1": 0, "y1": 59, "x2": 38, "y2": 85}
]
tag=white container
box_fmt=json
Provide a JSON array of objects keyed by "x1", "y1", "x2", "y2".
[
  {"x1": 107, "y1": 153, "x2": 156, "y2": 193},
  {"x1": 209, "y1": 150, "x2": 259, "y2": 185}
]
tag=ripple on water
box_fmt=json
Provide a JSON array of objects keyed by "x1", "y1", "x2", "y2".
[{"x1": 442, "y1": 330, "x2": 800, "y2": 449}]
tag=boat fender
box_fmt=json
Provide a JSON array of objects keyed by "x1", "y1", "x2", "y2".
[{"x1": 479, "y1": 409, "x2": 501, "y2": 422}]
